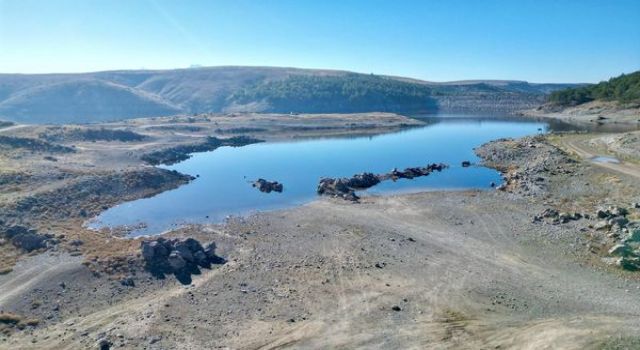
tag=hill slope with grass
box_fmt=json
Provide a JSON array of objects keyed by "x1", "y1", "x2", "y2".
[{"x1": 0, "y1": 66, "x2": 577, "y2": 123}]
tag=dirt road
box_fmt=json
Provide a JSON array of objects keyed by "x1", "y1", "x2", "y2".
[{"x1": 552, "y1": 133, "x2": 640, "y2": 180}]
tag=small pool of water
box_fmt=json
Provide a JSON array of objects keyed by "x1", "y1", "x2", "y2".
[
  {"x1": 591, "y1": 156, "x2": 620, "y2": 164},
  {"x1": 90, "y1": 115, "x2": 549, "y2": 236}
]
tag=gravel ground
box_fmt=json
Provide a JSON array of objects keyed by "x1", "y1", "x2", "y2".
[{"x1": 1, "y1": 119, "x2": 640, "y2": 349}]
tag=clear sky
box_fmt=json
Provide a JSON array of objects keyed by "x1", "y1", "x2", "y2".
[{"x1": 1, "y1": 0, "x2": 638, "y2": 83}]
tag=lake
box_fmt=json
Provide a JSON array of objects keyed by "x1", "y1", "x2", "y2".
[{"x1": 90, "y1": 115, "x2": 548, "y2": 236}]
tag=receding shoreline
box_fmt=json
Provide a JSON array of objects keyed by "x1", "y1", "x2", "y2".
[{"x1": 1, "y1": 112, "x2": 640, "y2": 349}]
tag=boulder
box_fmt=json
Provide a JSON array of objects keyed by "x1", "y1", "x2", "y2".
[
  {"x1": 2, "y1": 226, "x2": 53, "y2": 252},
  {"x1": 167, "y1": 251, "x2": 186, "y2": 270},
  {"x1": 345, "y1": 173, "x2": 380, "y2": 188},
  {"x1": 252, "y1": 178, "x2": 283, "y2": 193},
  {"x1": 12, "y1": 233, "x2": 48, "y2": 252},
  {"x1": 140, "y1": 237, "x2": 225, "y2": 284},
  {"x1": 173, "y1": 241, "x2": 195, "y2": 263},
  {"x1": 610, "y1": 206, "x2": 628, "y2": 217},
  {"x1": 594, "y1": 221, "x2": 611, "y2": 231},
  {"x1": 609, "y1": 216, "x2": 629, "y2": 228},
  {"x1": 596, "y1": 209, "x2": 609, "y2": 219},
  {"x1": 461, "y1": 161, "x2": 471, "y2": 167}
]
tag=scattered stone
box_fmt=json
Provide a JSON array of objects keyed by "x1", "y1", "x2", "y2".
[
  {"x1": 594, "y1": 221, "x2": 611, "y2": 231},
  {"x1": 148, "y1": 336, "x2": 162, "y2": 345},
  {"x1": 252, "y1": 178, "x2": 284, "y2": 193},
  {"x1": 119, "y1": 276, "x2": 135, "y2": 287},
  {"x1": 69, "y1": 239, "x2": 84, "y2": 246}
]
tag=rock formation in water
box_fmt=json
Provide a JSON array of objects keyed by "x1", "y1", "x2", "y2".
[
  {"x1": 317, "y1": 163, "x2": 448, "y2": 201},
  {"x1": 252, "y1": 179, "x2": 284, "y2": 193}
]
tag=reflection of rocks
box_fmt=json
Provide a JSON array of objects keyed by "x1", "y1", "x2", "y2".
[
  {"x1": 317, "y1": 163, "x2": 448, "y2": 202},
  {"x1": 141, "y1": 237, "x2": 225, "y2": 284},
  {"x1": 2, "y1": 225, "x2": 55, "y2": 252},
  {"x1": 252, "y1": 179, "x2": 283, "y2": 193},
  {"x1": 141, "y1": 136, "x2": 263, "y2": 165}
]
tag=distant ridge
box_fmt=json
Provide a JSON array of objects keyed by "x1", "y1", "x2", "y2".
[{"x1": 0, "y1": 66, "x2": 580, "y2": 124}]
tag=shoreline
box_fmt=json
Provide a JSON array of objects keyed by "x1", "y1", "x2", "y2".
[{"x1": 1, "y1": 112, "x2": 640, "y2": 348}]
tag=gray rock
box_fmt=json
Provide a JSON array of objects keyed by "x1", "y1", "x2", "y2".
[
  {"x1": 12, "y1": 232, "x2": 48, "y2": 252},
  {"x1": 167, "y1": 251, "x2": 186, "y2": 270},
  {"x1": 141, "y1": 237, "x2": 225, "y2": 283},
  {"x1": 120, "y1": 276, "x2": 135, "y2": 287},
  {"x1": 594, "y1": 221, "x2": 611, "y2": 231},
  {"x1": 609, "y1": 216, "x2": 629, "y2": 228},
  {"x1": 252, "y1": 178, "x2": 284, "y2": 193},
  {"x1": 96, "y1": 338, "x2": 111, "y2": 350},
  {"x1": 173, "y1": 241, "x2": 195, "y2": 263}
]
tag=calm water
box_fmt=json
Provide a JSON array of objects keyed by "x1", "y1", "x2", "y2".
[{"x1": 90, "y1": 116, "x2": 548, "y2": 236}]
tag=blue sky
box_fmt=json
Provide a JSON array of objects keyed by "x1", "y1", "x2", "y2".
[{"x1": 0, "y1": 0, "x2": 638, "y2": 83}]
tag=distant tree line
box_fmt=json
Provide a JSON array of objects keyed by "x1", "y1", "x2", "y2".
[
  {"x1": 548, "y1": 71, "x2": 640, "y2": 106},
  {"x1": 227, "y1": 74, "x2": 438, "y2": 113}
]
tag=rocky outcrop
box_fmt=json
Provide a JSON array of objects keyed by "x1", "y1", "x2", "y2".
[
  {"x1": 475, "y1": 136, "x2": 578, "y2": 196},
  {"x1": 317, "y1": 163, "x2": 448, "y2": 201},
  {"x1": 140, "y1": 237, "x2": 225, "y2": 284},
  {"x1": 252, "y1": 179, "x2": 283, "y2": 193},
  {"x1": 1, "y1": 225, "x2": 56, "y2": 252}
]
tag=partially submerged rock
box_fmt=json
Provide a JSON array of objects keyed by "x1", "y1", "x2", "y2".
[
  {"x1": 252, "y1": 178, "x2": 283, "y2": 193},
  {"x1": 140, "y1": 237, "x2": 225, "y2": 284},
  {"x1": 317, "y1": 163, "x2": 448, "y2": 202}
]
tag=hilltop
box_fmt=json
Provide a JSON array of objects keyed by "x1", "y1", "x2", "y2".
[
  {"x1": 521, "y1": 71, "x2": 640, "y2": 125},
  {"x1": 0, "y1": 66, "x2": 577, "y2": 123},
  {"x1": 549, "y1": 71, "x2": 640, "y2": 106}
]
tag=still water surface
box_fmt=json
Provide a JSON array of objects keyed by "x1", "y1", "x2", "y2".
[{"x1": 91, "y1": 116, "x2": 548, "y2": 236}]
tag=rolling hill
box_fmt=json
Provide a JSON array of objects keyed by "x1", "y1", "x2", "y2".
[
  {"x1": 548, "y1": 71, "x2": 640, "y2": 106},
  {"x1": 0, "y1": 66, "x2": 579, "y2": 124}
]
